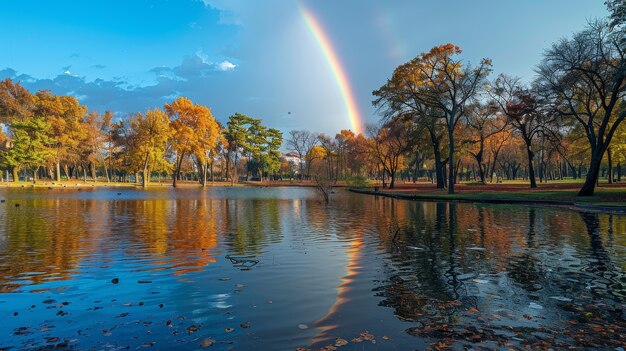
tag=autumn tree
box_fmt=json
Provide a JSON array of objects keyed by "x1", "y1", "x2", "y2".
[
  {"x1": 165, "y1": 97, "x2": 219, "y2": 187},
  {"x1": 130, "y1": 109, "x2": 172, "y2": 187},
  {"x1": 374, "y1": 44, "x2": 491, "y2": 193},
  {"x1": 491, "y1": 75, "x2": 553, "y2": 188},
  {"x1": 366, "y1": 119, "x2": 411, "y2": 189},
  {"x1": 33, "y1": 90, "x2": 87, "y2": 181},
  {"x1": 536, "y1": 21, "x2": 626, "y2": 196}
]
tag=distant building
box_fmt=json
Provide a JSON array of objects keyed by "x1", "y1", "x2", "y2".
[{"x1": 281, "y1": 152, "x2": 304, "y2": 175}]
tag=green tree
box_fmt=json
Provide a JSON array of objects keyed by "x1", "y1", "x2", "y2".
[{"x1": 1, "y1": 117, "x2": 55, "y2": 182}]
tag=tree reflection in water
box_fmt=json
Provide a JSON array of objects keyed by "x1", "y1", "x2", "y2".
[
  {"x1": 0, "y1": 189, "x2": 624, "y2": 350},
  {"x1": 373, "y1": 198, "x2": 625, "y2": 349}
]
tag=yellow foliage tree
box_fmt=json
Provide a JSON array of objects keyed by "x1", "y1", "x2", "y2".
[{"x1": 165, "y1": 97, "x2": 220, "y2": 187}]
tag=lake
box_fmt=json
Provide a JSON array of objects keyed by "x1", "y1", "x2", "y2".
[{"x1": 0, "y1": 187, "x2": 624, "y2": 350}]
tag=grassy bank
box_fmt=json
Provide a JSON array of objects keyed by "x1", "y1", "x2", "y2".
[
  {"x1": 350, "y1": 183, "x2": 626, "y2": 213},
  {"x1": 0, "y1": 180, "x2": 244, "y2": 188}
]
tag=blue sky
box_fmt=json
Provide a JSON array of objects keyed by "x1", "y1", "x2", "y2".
[{"x1": 0, "y1": 0, "x2": 608, "y2": 134}]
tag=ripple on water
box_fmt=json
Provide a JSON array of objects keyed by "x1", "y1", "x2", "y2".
[{"x1": 0, "y1": 188, "x2": 624, "y2": 350}]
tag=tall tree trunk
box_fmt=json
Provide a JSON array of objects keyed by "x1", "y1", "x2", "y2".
[
  {"x1": 433, "y1": 145, "x2": 445, "y2": 189},
  {"x1": 173, "y1": 152, "x2": 185, "y2": 188},
  {"x1": 526, "y1": 144, "x2": 537, "y2": 188},
  {"x1": 472, "y1": 150, "x2": 486, "y2": 184},
  {"x1": 606, "y1": 147, "x2": 613, "y2": 184},
  {"x1": 579, "y1": 148, "x2": 605, "y2": 196},
  {"x1": 12, "y1": 166, "x2": 19, "y2": 183},
  {"x1": 142, "y1": 153, "x2": 150, "y2": 188},
  {"x1": 202, "y1": 160, "x2": 208, "y2": 188},
  {"x1": 91, "y1": 162, "x2": 97, "y2": 183},
  {"x1": 448, "y1": 128, "x2": 455, "y2": 194},
  {"x1": 56, "y1": 161, "x2": 61, "y2": 182}
]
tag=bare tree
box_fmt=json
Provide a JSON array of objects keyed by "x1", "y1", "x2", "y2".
[
  {"x1": 286, "y1": 130, "x2": 316, "y2": 180},
  {"x1": 536, "y1": 21, "x2": 626, "y2": 196},
  {"x1": 491, "y1": 75, "x2": 554, "y2": 188},
  {"x1": 463, "y1": 102, "x2": 507, "y2": 184}
]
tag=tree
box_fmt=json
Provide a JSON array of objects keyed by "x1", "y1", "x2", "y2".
[
  {"x1": 492, "y1": 75, "x2": 552, "y2": 188},
  {"x1": 606, "y1": 0, "x2": 626, "y2": 30},
  {"x1": 34, "y1": 90, "x2": 87, "y2": 181},
  {"x1": 374, "y1": 44, "x2": 491, "y2": 193},
  {"x1": 536, "y1": 21, "x2": 626, "y2": 196},
  {"x1": 366, "y1": 119, "x2": 411, "y2": 189},
  {"x1": 286, "y1": 130, "x2": 317, "y2": 180},
  {"x1": 463, "y1": 102, "x2": 506, "y2": 184},
  {"x1": 0, "y1": 78, "x2": 35, "y2": 124},
  {"x1": 131, "y1": 109, "x2": 172, "y2": 187},
  {"x1": 1, "y1": 117, "x2": 55, "y2": 182},
  {"x1": 224, "y1": 113, "x2": 253, "y2": 183},
  {"x1": 165, "y1": 97, "x2": 218, "y2": 187}
]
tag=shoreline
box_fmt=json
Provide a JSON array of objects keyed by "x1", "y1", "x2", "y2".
[
  {"x1": 0, "y1": 180, "x2": 335, "y2": 189},
  {"x1": 348, "y1": 187, "x2": 626, "y2": 214}
]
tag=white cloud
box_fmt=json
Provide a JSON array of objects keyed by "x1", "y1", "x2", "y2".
[{"x1": 216, "y1": 60, "x2": 236, "y2": 71}]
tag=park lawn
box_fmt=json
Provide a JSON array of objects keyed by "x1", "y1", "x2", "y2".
[{"x1": 359, "y1": 181, "x2": 626, "y2": 210}]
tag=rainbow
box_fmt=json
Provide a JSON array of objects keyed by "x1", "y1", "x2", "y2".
[{"x1": 300, "y1": 5, "x2": 364, "y2": 135}]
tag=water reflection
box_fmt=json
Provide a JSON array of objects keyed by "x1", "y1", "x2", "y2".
[
  {"x1": 0, "y1": 188, "x2": 624, "y2": 350},
  {"x1": 373, "y1": 197, "x2": 625, "y2": 349}
]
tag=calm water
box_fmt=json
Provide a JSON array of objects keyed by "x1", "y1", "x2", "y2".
[{"x1": 0, "y1": 187, "x2": 624, "y2": 350}]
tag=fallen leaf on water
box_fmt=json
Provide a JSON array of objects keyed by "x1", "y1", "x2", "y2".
[
  {"x1": 186, "y1": 325, "x2": 200, "y2": 334},
  {"x1": 334, "y1": 338, "x2": 348, "y2": 347},
  {"x1": 298, "y1": 324, "x2": 308, "y2": 330},
  {"x1": 468, "y1": 307, "x2": 480, "y2": 313},
  {"x1": 224, "y1": 327, "x2": 235, "y2": 333},
  {"x1": 359, "y1": 331, "x2": 375, "y2": 341},
  {"x1": 200, "y1": 338, "x2": 215, "y2": 347},
  {"x1": 382, "y1": 335, "x2": 389, "y2": 340}
]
